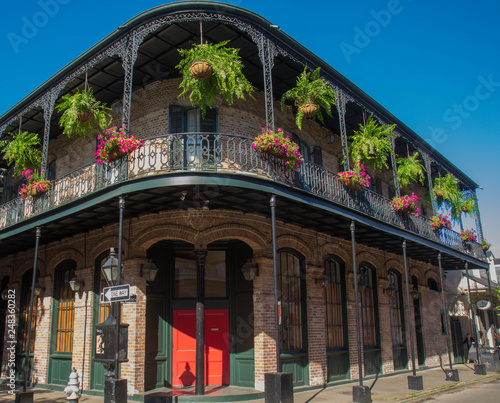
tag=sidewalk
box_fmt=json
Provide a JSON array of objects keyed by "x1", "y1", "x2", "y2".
[{"x1": 0, "y1": 364, "x2": 498, "y2": 402}]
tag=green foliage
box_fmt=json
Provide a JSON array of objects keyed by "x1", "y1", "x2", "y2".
[
  {"x1": 280, "y1": 67, "x2": 336, "y2": 130},
  {"x1": 0, "y1": 131, "x2": 42, "y2": 175},
  {"x1": 433, "y1": 174, "x2": 462, "y2": 219},
  {"x1": 56, "y1": 88, "x2": 111, "y2": 139},
  {"x1": 176, "y1": 40, "x2": 254, "y2": 117},
  {"x1": 396, "y1": 152, "x2": 426, "y2": 187},
  {"x1": 348, "y1": 114, "x2": 396, "y2": 170},
  {"x1": 460, "y1": 197, "x2": 478, "y2": 218}
]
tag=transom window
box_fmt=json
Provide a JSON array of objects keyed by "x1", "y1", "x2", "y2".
[{"x1": 174, "y1": 250, "x2": 226, "y2": 299}]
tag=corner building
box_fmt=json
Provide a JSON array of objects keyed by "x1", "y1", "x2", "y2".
[{"x1": 0, "y1": 1, "x2": 488, "y2": 399}]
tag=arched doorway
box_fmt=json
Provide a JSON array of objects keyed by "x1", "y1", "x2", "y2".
[{"x1": 144, "y1": 239, "x2": 254, "y2": 391}]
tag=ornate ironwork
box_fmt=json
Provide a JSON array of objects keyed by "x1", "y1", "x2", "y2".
[
  {"x1": 258, "y1": 36, "x2": 277, "y2": 130},
  {"x1": 422, "y1": 153, "x2": 437, "y2": 214},
  {"x1": 0, "y1": 132, "x2": 485, "y2": 261},
  {"x1": 336, "y1": 90, "x2": 350, "y2": 171},
  {"x1": 390, "y1": 136, "x2": 401, "y2": 198}
]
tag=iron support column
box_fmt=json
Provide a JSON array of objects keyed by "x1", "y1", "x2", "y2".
[
  {"x1": 486, "y1": 269, "x2": 498, "y2": 341},
  {"x1": 195, "y1": 249, "x2": 208, "y2": 395},
  {"x1": 270, "y1": 195, "x2": 280, "y2": 372},
  {"x1": 390, "y1": 136, "x2": 401, "y2": 198},
  {"x1": 24, "y1": 226, "x2": 41, "y2": 393},
  {"x1": 403, "y1": 241, "x2": 417, "y2": 376},
  {"x1": 337, "y1": 91, "x2": 350, "y2": 171},
  {"x1": 438, "y1": 253, "x2": 454, "y2": 370},
  {"x1": 115, "y1": 196, "x2": 125, "y2": 381},
  {"x1": 351, "y1": 221, "x2": 363, "y2": 386}
]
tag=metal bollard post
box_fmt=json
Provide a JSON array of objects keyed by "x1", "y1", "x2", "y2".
[{"x1": 63, "y1": 368, "x2": 81, "y2": 402}]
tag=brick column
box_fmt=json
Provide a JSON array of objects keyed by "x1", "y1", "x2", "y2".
[
  {"x1": 306, "y1": 262, "x2": 327, "y2": 386},
  {"x1": 346, "y1": 271, "x2": 362, "y2": 380},
  {"x1": 378, "y1": 276, "x2": 394, "y2": 374},
  {"x1": 33, "y1": 275, "x2": 52, "y2": 385},
  {"x1": 71, "y1": 266, "x2": 95, "y2": 391},
  {"x1": 1, "y1": 281, "x2": 19, "y2": 379},
  {"x1": 253, "y1": 254, "x2": 277, "y2": 391},
  {"x1": 120, "y1": 257, "x2": 147, "y2": 395}
]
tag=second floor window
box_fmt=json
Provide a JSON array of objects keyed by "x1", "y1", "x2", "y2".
[{"x1": 169, "y1": 106, "x2": 217, "y2": 134}]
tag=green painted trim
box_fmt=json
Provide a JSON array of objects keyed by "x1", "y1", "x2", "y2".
[
  {"x1": 0, "y1": 173, "x2": 486, "y2": 274},
  {"x1": 0, "y1": 172, "x2": 487, "y2": 269}
]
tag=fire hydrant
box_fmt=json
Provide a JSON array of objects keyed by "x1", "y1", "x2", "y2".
[{"x1": 64, "y1": 368, "x2": 81, "y2": 401}]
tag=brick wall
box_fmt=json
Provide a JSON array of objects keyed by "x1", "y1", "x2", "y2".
[{"x1": 0, "y1": 208, "x2": 451, "y2": 393}]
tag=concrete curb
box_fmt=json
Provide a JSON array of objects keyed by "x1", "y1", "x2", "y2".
[{"x1": 397, "y1": 372, "x2": 500, "y2": 402}]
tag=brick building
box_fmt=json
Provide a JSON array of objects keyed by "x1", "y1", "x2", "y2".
[{"x1": 0, "y1": 1, "x2": 489, "y2": 400}]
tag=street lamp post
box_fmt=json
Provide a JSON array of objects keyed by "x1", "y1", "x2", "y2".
[{"x1": 98, "y1": 195, "x2": 127, "y2": 403}]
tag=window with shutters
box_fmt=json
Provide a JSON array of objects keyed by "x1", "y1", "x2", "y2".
[
  {"x1": 324, "y1": 256, "x2": 347, "y2": 350},
  {"x1": 278, "y1": 250, "x2": 306, "y2": 352},
  {"x1": 18, "y1": 269, "x2": 39, "y2": 353},
  {"x1": 169, "y1": 106, "x2": 218, "y2": 168},
  {"x1": 313, "y1": 146, "x2": 323, "y2": 166},
  {"x1": 54, "y1": 261, "x2": 76, "y2": 352},
  {"x1": 388, "y1": 270, "x2": 405, "y2": 347},
  {"x1": 359, "y1": 264, "x2": 378, "y2": 348}
]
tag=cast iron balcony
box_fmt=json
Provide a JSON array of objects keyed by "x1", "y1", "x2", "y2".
[{"x1": 0, "y1": 132, "x2": 485, "y2": 260}]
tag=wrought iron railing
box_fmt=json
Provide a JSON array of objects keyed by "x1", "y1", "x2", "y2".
[{"x1": 0, "y1": 132, "x2": 485, "y2": 260}]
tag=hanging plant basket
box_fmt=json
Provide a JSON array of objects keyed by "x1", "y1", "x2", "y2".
[
  {"x1": 189, "y1": 61, "x2": 213, "y2": 80},
  {"x1": 342, "y1": 177, "x2": 362, "y2": 191},
  {"x1": 77, "y1": 109, "x2": 94, "y2": 123},
  {"x1": 482, "y1": 245, "x2": 490, "y2": 252},
  {"x1": 107, "y1": 146, "x2": 128, "y2": 162},
  {"x1": 435, "y1": 189, "x2": 443, "y2": 198},
  {"x1": 461, "y1": 206, "x2": 468, "y2": 212},
  {"x1": 298, "y1": 103, "x2": 318, "y2": 118},
  {"x1": 29, "y1": 187, "x2": 48, "y2": 198}
]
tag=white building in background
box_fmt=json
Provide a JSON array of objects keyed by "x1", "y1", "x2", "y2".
[{"x1": 446, "y1": 251, "x2": 499, "y2": 358}]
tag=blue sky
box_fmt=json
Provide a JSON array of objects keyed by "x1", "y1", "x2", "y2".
[{"x1": 1, "y1": 0, "x2": 499, "y2": 257}]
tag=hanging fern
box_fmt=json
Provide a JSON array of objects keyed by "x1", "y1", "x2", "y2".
[
  {"x1": 0, "y1": 131, "x2": 42, "y2": 175},
  {"x1": 459, "y1": 196, "x2": 478, "y2": 218},
  {"x1": 176, "y1": 40, "x2": 254, "y2": 117},
  {"x1": 56, "y1": 88, "x2": 111, "y2": 139},
  {"x1": 280, "y1": 66, "x2": 336, "y2": 130},
  {"x1": 433, "y1": 174, "x2": 462, "y2": 219},
  {"x1": 348, "y1": 114, "x2": 396, "y2": 170},
  {"x1": 396, "y1": 152, "x2": 426, "y2": 187}
]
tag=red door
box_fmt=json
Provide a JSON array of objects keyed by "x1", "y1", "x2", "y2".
[{"x1": 172, "y1": 309, "x2": 229, "y2": 386}]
